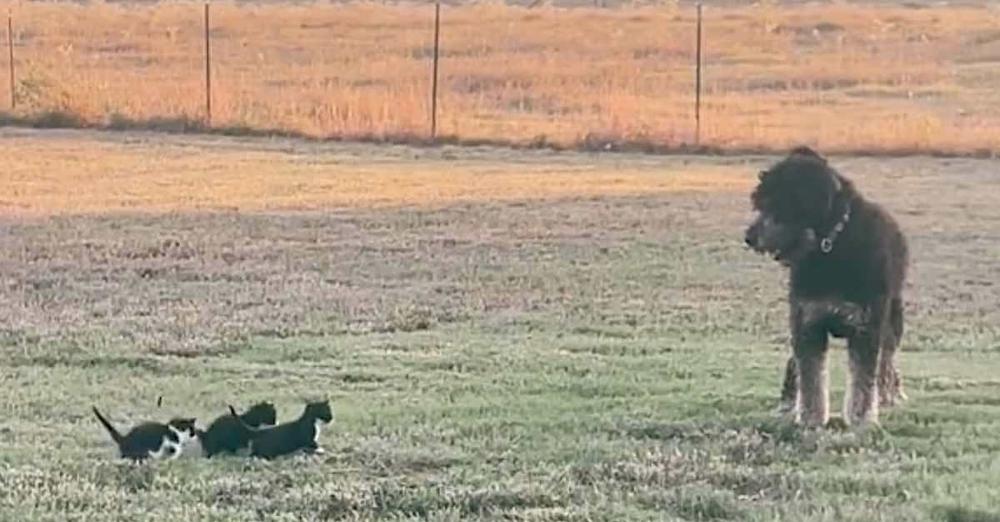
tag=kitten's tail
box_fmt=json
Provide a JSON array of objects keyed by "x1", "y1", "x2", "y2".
[
  {"x1": 227, "y1": 405, "x2": 260, "y2": 438},
  {"x1": 92, "y1": 406, "x2": 123, "y2": 444}
]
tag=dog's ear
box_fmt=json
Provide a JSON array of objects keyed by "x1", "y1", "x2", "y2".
[
  {"x1": 790, "y1": 167, "x2": 838, "y2": 225},
  {"x1": 758, "y1": 170, "x2": 768, "y2": 181},
  {"x1": 789, "y1": 146, "x2": 827, "y2": 164}
]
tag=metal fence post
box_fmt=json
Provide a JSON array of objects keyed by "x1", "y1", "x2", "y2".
[
  {"x1": 7, "y1": 10, "x2": 14, "y2": 110},
  {"x1": 204, "y1": 3, "x2": 212, "y2": 126},
  {"x1": 430, "y1": 1, "x2": 441, "y2": 140},
  {"x1": 694, "y1": 2, "x2": 703, "y2": 146}
]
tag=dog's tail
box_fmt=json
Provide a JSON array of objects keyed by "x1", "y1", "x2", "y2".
[
  {"x1": 92, "y1": 406, "x2": 123, "y2": 444},
  {"x1": 890, "y1": 297, "x2": 904, "y2": 341}
]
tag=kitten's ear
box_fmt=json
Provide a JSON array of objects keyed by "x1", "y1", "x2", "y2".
[{"x1": 758, "y1": 170, "x2": 767, "y2": 181}]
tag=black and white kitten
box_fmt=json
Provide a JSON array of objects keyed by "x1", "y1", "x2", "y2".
[
  {"x1": 92, "y1": 406, "x2": 197, "y2": 461},
  {"x1": 227, "y1": 400, "x2": 334, "y2": 459},
  {"x1": 198, "y1": 401, "x2": 278, "y2": 458}
]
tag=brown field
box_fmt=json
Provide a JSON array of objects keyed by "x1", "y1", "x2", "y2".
[
  {"x1": 0, "y1": 128, "x2": 750, "y2": 215},
  {"x1": 4, "y1": 1, "x2": 1000, "y2": 154}
]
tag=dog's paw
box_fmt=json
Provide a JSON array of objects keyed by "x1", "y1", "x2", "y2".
[
  {"x1": 773, "y1": 400, "x2": 796, "y2": 416},
  {"x1": 825, "y1": 416, "x2": 849, "y2": 432},
  {"x1": 879, "y1": 386, "x2": 908, "y2": 408}
]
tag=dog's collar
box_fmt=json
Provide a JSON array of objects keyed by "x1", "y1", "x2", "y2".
[{"x1": 819, "y1": 199, "x2": 851, "y2": 254}]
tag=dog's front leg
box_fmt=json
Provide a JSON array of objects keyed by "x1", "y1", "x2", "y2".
[
  {"x1": 846, "y1": 301, "x2": 886, "y2": 426},
  {"x1": 793, "y1": 316, "x2": 830, "y2": 428},
  {"x1": 777, "y1": 356, "x2": 798, "y2": 414}
]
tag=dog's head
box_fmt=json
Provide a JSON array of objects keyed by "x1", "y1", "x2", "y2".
[{"x1": 744, "y1": 147, "x2": 844, "y2": 266}]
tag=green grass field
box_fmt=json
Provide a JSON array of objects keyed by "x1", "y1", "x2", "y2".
[{"x1": 1, "y1": 130, "x2": 999, "y2": 521}]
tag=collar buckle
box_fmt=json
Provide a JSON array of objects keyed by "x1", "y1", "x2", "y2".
[{"x1": 819, "y1": 200, "x2": 851, "y2": 255}]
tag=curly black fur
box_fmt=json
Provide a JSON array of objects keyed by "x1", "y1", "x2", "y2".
[{"x1": 745, "y1": 147, "x2": 909, "y2": 427}]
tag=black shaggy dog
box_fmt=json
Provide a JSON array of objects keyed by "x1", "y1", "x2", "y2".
[{"x1": 745, "y1": 147, "x2": 908, "y2": 428}]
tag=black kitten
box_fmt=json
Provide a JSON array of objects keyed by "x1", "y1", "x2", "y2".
[
  {"x1": 198, "y1": 401, "x2": 278, "y2": 458},
  {"x1": 92, "y1": 406, "x2": 197, "y2": 461},
  {"x1": 227, "y1": 400, "x2": 334, "y2": 459}
]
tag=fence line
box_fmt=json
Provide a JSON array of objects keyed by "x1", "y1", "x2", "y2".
[
  {"x1": 3, "y1": 3, "x2": 991, "y2": 155},
  {"x1": 2, "y1": 3, "x2": 708, "y2": 147}
]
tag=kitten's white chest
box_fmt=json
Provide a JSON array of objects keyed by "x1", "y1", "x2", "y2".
[
  {"x1": 148, "y1": 438, "x2": 181, "y2": 460},
  {"x1": 179, "y1": 435, "x2": 204, "y2": 459},
  {"x1": 313, "y1": 419, "x2": 323, "y2": 443},
  {"x1": 148, "y1": 426, "x2": 194, "y2": 460},
  {"x1": 311, "y1": 419, "x2": 328, "y2": 455}
]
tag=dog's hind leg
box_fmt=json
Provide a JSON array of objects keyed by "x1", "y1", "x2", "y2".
[
  {"x1": 846, "y1": 303, "x2": 886, "y2": 426},
  {"x1": 878, "y1": 297, "x2": 906, "y2": 407}
]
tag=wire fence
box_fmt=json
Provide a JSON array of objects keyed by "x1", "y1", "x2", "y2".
[{"x1": 2, "y1": 2, "x2": 998, "y2": 154}]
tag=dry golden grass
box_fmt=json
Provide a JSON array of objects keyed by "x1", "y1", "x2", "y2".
[
  {"x1": 0, "y1": 129, "x2": 750, "y2": 215},
  {"x1": 4, "y1": 1, "x2": 1000, "y2": 153}
]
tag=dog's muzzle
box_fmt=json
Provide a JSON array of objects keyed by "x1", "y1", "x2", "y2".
[{"x1": 744, "y1": 216, "x2": 765, "y2": 252}]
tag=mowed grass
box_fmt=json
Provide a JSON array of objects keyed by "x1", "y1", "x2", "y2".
[
  {"x1": 2, "y1": 129, "x2": 1000, "y2": 520},
  {"x1": 5, "y1": 2, "x2": 1000, "y2": 154}
]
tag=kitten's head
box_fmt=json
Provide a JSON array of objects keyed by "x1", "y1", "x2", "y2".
[
  {"x1": 304, "y1": 400, "x2": 334, "y2": 424},
  {"x1": 167, "y1": 418, "x2": 198, "y2": 443},
  {"x1": 242, "y1": 401, "x2": 278, "y2": 428}
]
